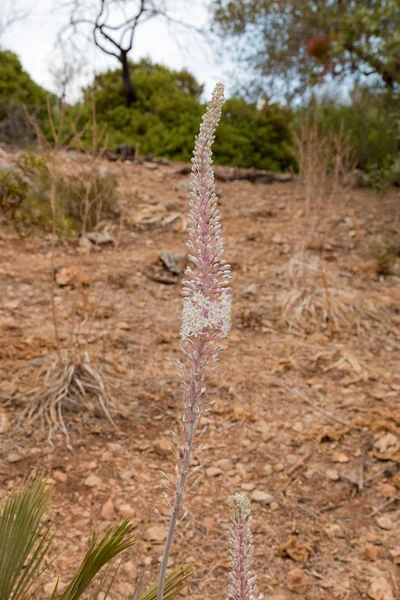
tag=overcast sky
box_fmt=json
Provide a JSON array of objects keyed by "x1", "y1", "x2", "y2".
[{"x1": 1, "y1": 0, "x2": 226, "y2": 101}]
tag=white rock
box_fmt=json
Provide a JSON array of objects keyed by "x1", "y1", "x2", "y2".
[
  {"x1": 251, "y1": 490, "x2": 273, "y2": 504},
  {"x1": 84, "y1": 474, "x2": 103, "y2": 488}
]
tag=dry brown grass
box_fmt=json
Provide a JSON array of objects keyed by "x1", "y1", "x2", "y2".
[{"x1": 22, "y1": 350, "x2": 116, "y2": 448}]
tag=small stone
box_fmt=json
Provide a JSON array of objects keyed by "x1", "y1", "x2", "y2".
[
  {"x1": 251, "y1": 490, "x2": 273, "y2": 505},
  {"x1": 376, "y1": 515, "x2": 392, "y2": 530},
  {"x1": 304, "y1": 469, "x2": 314, "y2": 480},
  {"x1": 241, "y1": 284, "x2": 259, "y2": 300},
  {"x1": 273, "y1": 463, "x2": 285, "y2": 473},
  {"x1": 332, "y1": 452, "x2": 350, "y2": 463},
  {"x1": 365, "y1": 544, "x2": 380, "y2": 561},
  {"x1": 79, "y1": 236, "x2": 94, "y2": 250},
  {"x1": 53, "y1": 470, "x2": 67, "y2": 483},
  {"x1": 292, "y1": 422, "x2": 304, "y2": 433},
  {"x1": 123, "y1": 560, "x2": 137, "y2": 579},
  {"x1": 55, "y1": 265, "x2": 90, "y2": 288},
  {"x1": 144, "y1": 525, "x2": 167, "y2": 542},
  {"x1": 389, "y1": 546, "x2": 400, "y2": 564},
  {"x1": 270, "y1": 501, "x2": 279, "y2": 511},
  {"x1": 118, "y1": 503, "x2": 135, "y2": 519},
  {"x1": 366, "y1": 532, "x2": 378, "y2": 543},
  {"x1": 106, "y1": 442, "x2": 122, "y2": 455},
  {"x1": 144, "y1": 161, "x2": 158, "y2": 170},
  {"x1": 326, "y1": 469, "x2": 340, "y2": 481},
  {"x1": 242, "y1": 483, "x2": 256, "y2": 491},
  {"x1": 100, "y1": 451, "x2": 113, "y2": 462},
  {"x1": 325, "y1": 524, "x2": 344, "y2": 538},
  {"x1": 380, "y1": 483, "x2": 397, "y2": 498},
  {"x1": 368, "y1": 577, "x2": 394, "y2": 600},
  {"x1": 214, "y1": 458, "x2": 232, "y2": 471},
  {"x1": 84, "y1": 474, "x2": 103, "y2": 488},
  {"x1": 202, "y1": 517, "x2": 216, "y2": 529},
  {"x1": 263, "y1": 464, "x2": 273, "y2": 475},
  {"x1": 120, "y1": 471, "x2": 134, "y2": 481},
  {"x1": 206, "y1": 467, "x2": 223, "y2": 477},
  {"x1": 287, "y1": 568, "x2": 309, "y2": 595},
  {"x1": 101, "y1": 497, "x2": 115, "y2": 520},
  {"x1": 153, "y1": 439, "x2": 171, "y2": 456},
  {"x1": 7, "y1": 453, "x2": 23, "y2": 463},
  {"x1": 272, "y1": 234, "x2": 285, "y2": 245},
  {"x1": 374, "y1": 433, "x2": 399, "y2": 456}
]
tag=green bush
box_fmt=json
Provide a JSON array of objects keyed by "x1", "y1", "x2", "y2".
[
  {"x1": 0, "y1": 50, "x2": 50, "y2": 144},
  {"x1": 215, "y1": 97, "x2": 295, "y2": 170},
  {"x1": 67, "y1": 60, "x2": 294, "y2": 170},
  {"x1": 302, "y1": 86, "x2": 400, "y2": 172},
  {"x1": 1, "y1": 151, "x2": 119, "y2": 235},
  {"x1": 76, "y1": 60, "x2": 204, "y2": 162}
]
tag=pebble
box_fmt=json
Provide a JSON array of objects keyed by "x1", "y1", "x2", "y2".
[
  {"x1": 325, "y1": 524, "x2": 345, "y2": 538},
  {"x1": 206, "y1": 467, "x2": 223, "y2": 477},
  {"x1": 84, "y1": 474, "x2": 103, "y2": 488},
  {"x1": 153, "y1": 439, "x2": 171, "y2": 456},
  {"x1": 118, "y1": 503, "x2": 135, "y2": 519},
  {"x1": 144, "y1": 525, "x2": 167, "y2": 542},
  {"x1": 326, "y1": 469, "x2": 340, "y2": 481},
  {"x1": 263, "y1": 464, "x2": 273, "y2": 475},
  {"x1": 287, "y1": 568, "x2": 309, "y2": 595},
  {"x1": 292, "y1": 422, "x2": 304, "y2": 433},
  {"x1": 123, "y1": 560, "x2": 137, "y2": 579},
  {"x1": 120, "y1": 471, "x2": 134, "y2": 481},
  {"x1": 332, "y1": 452, "x2": 350, "y2": 463},
  {"x1": 376, "y1": 515, "x2": 392, "y2": 530},
  {"x1": 251, "y1": 490, "x2": 273, "y2": 505},
  {"x1": 53, "y1": 470, "x2": 67, "y2": 483},
  {"x1": 270, "y1": 501, "x2": 279, "y2": 511},
  {"x1": 368, "y1": 576, "x2": 394, "y2": 600},
  {"x1": 7, "y1": 452, "x2": 23, "y2": 463},
  {"x1": 365, "y1": 544, "x2": 380, "y2": 561},
  {"x1": 214, "y1": 458, "x2": 232, "y2": 470},
  {"x1": 241, "y1": 283, "x2": 259, "y2": 299},
  {"x1": 101, "y1": 497, "x2": 115, "y2": 520},
  {"x1": 380, "y1": 483, "x2": 397, "y2": 498},
  {"x1": 242, "y1": 483, "x2": 256, "y2": 491},
  {"x1": 273, "y1": 463, "x2": 285, "y2": 473}
]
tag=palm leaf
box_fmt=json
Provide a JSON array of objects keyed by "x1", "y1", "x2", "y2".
[
  {"x1": 0, "y1": 477, "x2": 54, "y2": 600},
  {"x1": 135, "y1": 565, "x2": 192, "y2": 600},
  {"x1": 56, "y1": 520, "x2": 135, "y2": 600}
]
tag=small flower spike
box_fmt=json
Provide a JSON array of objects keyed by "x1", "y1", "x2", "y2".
[
  {"x1": 157, "y1": 83, "x2": 231, "y2": 600},
  {"x1": 227, "y1": 494, "x2": 263, "y2": 600}
]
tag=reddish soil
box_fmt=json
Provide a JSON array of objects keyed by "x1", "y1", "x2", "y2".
[{"x1": 0, "y1": 155, "x2": 400, "y2": 599}]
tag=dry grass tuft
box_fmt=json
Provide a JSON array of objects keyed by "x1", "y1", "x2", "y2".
[
  {"x1": 22, "y1": 351, "x2": 116, "y2": 448},
  {"x1": 280, "y1": 255, "x2": 388, "y2": 335}
]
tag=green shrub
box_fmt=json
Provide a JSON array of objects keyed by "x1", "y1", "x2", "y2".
[
  {"x1": 65, "y1": 60, "x2": 294, "y2": 170},
  {"x1": 215, "y1": 97, "x2": 295, "y2": 170},
  {"x1": 301, "y1": 86, "x2": 400, "y2": 172},
  {"x1": 0, "y1": 50, "x2": 50, "y2": 144},
  {"x1": 1, "y1": 151, "x2": 119, "y2": 235},
  {"x1": 370, "y1": 238, "x2": 399, "y2": 275}
]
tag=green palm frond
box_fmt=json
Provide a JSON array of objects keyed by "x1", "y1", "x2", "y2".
[
  {"x1": 136, "y1": 565, "x2": 192, "y2": 600},
  {"x1": 0, "y1": 477, "x2": 54, "y2": 600},
  {"x1": 56, "y1": 520, "x2": 135, "y2": 600}
]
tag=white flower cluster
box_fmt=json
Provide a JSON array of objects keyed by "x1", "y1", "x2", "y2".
[
  {"x1": 227, "y1": 494, "x2": 264, "y2": 600},
  {"x1": 181, "y1": 291, "x2": 231, "y2": 340}
]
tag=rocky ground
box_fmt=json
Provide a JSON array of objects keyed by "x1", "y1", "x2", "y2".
[{"x1": 0, "y1": 152, "x2": 400, "y2": 600}]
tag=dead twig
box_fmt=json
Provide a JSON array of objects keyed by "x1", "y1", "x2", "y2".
[{"x1": 282, "y1": 385, "x2": 349, "y2": 427}]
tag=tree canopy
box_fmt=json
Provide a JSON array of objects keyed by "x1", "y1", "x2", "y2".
[
  {"x1": 0, "y1": 50, "x2": 48, "y2": 112},
  {"x1": 211, "y1": 0, "x2": 400, "y2": 99},
  {"x1": 78, "y1": 59, "x2": 295, "y2": 169}
]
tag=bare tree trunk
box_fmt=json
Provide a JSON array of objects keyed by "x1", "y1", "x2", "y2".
[{"x1": 120, "y1": 51, "x2": 137, "y2": 107}]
